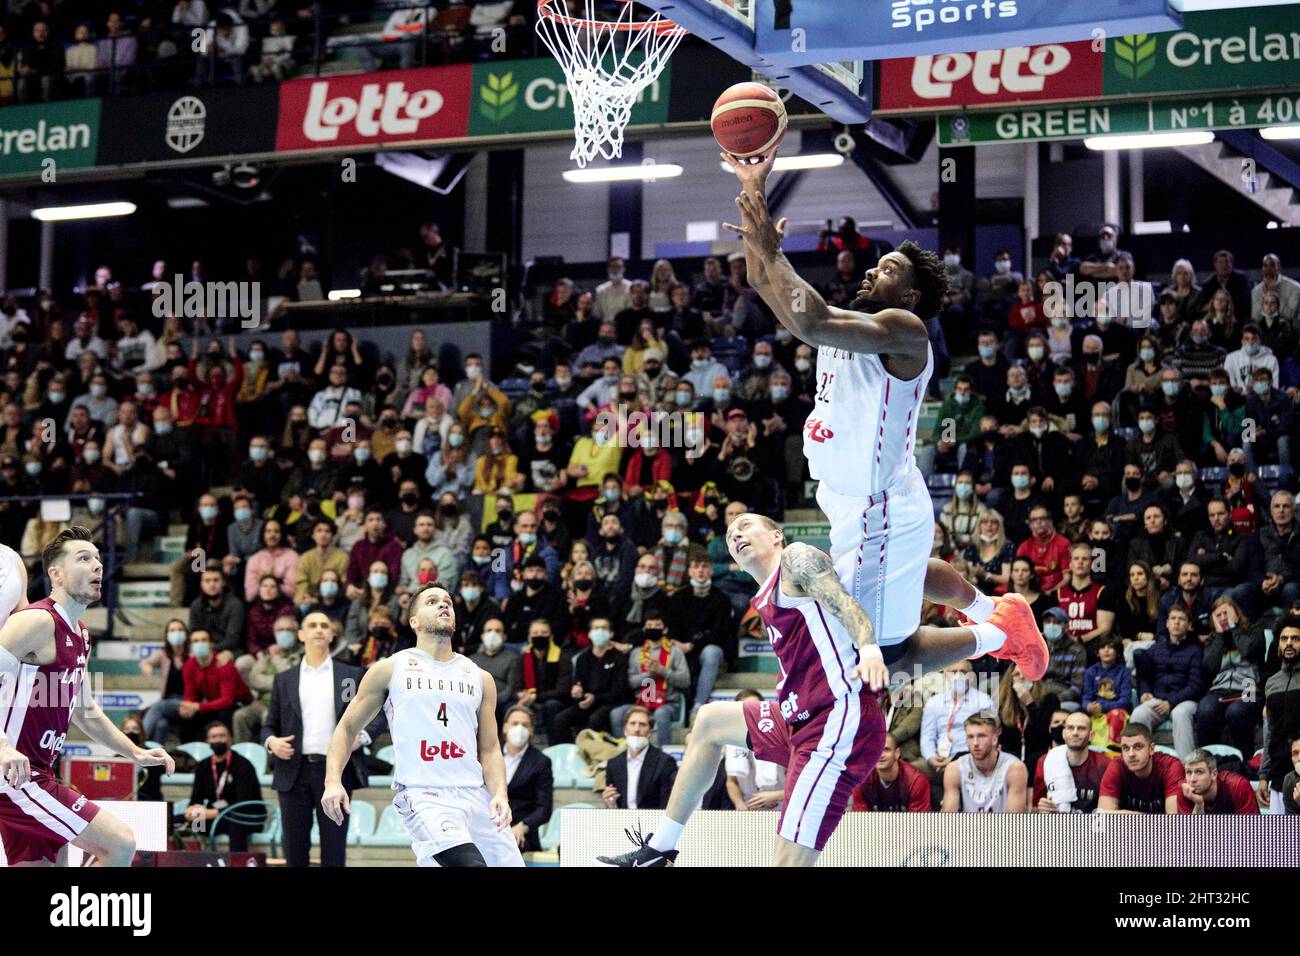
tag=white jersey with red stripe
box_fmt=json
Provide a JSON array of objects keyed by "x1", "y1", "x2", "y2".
[
  {"x1": 384, "y1": 648, "x2": 485, "y2": 790},
  {"x1": 804, "y1": 342, "x2": 933, "y2": 497}
]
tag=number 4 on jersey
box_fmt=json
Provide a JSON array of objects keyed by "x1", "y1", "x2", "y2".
[{"x1": 436, "y1": 702, "x2": 449, "y2": 727}]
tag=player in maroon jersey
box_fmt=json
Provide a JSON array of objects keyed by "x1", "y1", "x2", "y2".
[
  {"x1": 0, "y1": 527, "x2": 174, "y2": 865},
  {"x1": 852, "y1": 734, "x2": 931, "y2": 812},
  {"x1": 1098, "y1": 722, "x2": 1183, "y2": 814},
  {"x1": 1031, "y1": 711, "x2": 1109, "y2": 814}
]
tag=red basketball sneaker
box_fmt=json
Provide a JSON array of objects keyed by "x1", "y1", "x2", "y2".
[{"x1": 987, "y1": 593, "x2": 1049, "y2": 681}]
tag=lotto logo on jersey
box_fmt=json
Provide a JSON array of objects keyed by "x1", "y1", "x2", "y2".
[
  {"x1": 420, "y1": 740, "x2": 467, "y2": 762},
  {"x1": 756, "y1": 701, "x2": 775, "y2": 734},
  {"x1": 803, "y1": 418, "x2": 834, "y2": 443}
]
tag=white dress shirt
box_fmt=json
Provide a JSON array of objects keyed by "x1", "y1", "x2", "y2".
[
  {"x1": 299, "y1": 655, "x2": 336, "y2": 756},
  {"x1": 504, "y1": 744, "x2": 527, "y2": 785},
  {"x1": 625, "y1": 749, "x2": 646, "y2": 810}
]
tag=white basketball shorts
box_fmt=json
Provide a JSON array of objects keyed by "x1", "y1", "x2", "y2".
[
  {"x1": 815, "y1": 467, "x2": 932, "y2": 648},
  {"x1": 392, "y1": 785, "x2": 525, "y2": 868}
]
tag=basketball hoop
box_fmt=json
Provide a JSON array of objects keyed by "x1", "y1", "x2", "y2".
[{"x1": 536, "y1": 1, "x2": 687, "y2": 167}]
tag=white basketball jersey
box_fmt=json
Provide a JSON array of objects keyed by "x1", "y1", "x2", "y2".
[
  {"x1": 804, "y1": 343, "x2": 933, "y2": 497},
  {"x1": 385, "y1": 649, "x2": 485, "y2": 790},
  {"x1": 957, "y1": 751, "x2": 1017, "y2": 813},
  {"x1": 0, "y1": 544, "x2": 24, "y2": 633}
]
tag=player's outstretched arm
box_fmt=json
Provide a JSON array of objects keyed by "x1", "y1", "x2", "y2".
[
  {"x1": 726, "y1": 187, "x2": 928, "y2": 358},
  {"x1": 780, "y1": 542, "x2": 888, "y2": 691},
  {"x1": 475, "y1": 671, "x2": 512, "y2": 831},
  {"x1": 71, "y1": 682, "x2": 176, "y2": 775},
  {"x1": 0, "y1": 609, "x2": 53, "y2": 788},
  {"x1": 322, "y1": 657, "x2": 392, "y2": 825}
]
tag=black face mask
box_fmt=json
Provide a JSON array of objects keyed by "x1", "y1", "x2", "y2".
[
  {"x1": 440, "y1": 505, "x2": 458, "y2": 518},
  {"x1": 125, "y1": 731, "x2": 145, "y2": 748},
  {"x1": 572, "y1": 579, "x2": 593, "y2": 592},
  {"x1": 1124, "y1": 476, "x2": 1141, "y2": 492},
  {"x1": 530, "y1": 635, "x2": 550, "y2": 649},
  {"x1": 524, "y1": 577, "x2": 544, "y2": 591},
  {"x1": 497, "y1": 509, "x2": 513, "y2": 522},
  {"x1": 643, "y1": 628, "x2": 663, "y2": 640},
  {"x1": 1048, "y1": 725, "x2": 1065, "y2": 745},
  {"x1": 543, "y1": 510, "x2": 560, "y2": 523},
  {"x1": 210, "y1": 742, "x2": 230, "y2": 758},
  {"x1": 401, "y1": 493, "x2": 419, "y2": 506},
  {"x1": 1229, "y1": 462, "x2": 1246, "y2": 478},
  {"x1": 980, "y1": 430, "x2": 999, "y2": 443}
]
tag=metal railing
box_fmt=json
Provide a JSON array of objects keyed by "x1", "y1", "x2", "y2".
[{"x1": 1, "y1": 491, "x2": 141, "y2": 641}]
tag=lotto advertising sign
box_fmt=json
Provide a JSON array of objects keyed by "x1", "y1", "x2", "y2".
[
  {"x1": 878, "y1": 3, "x2": 1300, "y2": 113},
  {"x1": 275, "y1": 66, "x2": 473, "y2": 152}
]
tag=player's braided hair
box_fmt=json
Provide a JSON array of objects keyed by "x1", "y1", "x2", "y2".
[{"x1": 894, "y1": 239, "x2": 950, "y2": 321}]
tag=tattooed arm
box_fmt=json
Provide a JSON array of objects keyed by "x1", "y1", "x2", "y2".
[{"x1": 780, "y1": 542, "x2": 889, "y2": 690}]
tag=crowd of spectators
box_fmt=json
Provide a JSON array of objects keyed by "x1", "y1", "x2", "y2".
[
  {"x1": 0, "y1": 1, "x2": 540, "y2": 101},
  {"x1": 4, "y1": 214, "x2": 1299, "y2": 827}
]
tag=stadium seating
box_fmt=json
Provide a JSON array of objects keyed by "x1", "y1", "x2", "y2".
[
  {"x1": 359, "y1": 805, "x2": 414, "y2": 847},
  {"x1": 232, "y1": 742, "x2": 273, "y2": 786}
]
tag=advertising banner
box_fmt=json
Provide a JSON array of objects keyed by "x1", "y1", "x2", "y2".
[
  {"x1": 275, "y1": 65, "x2": 473, "y2": 152},
  {"x1": 0, "y1": 98, "x2": 99, "y2": 176},
  {"x1": 97, "y1": 86, "x2": 279, "y2": 165}
]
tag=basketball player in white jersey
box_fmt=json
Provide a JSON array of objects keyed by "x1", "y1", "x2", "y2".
[
  {"x1": 0, "y1": 543, "x2": 28, "y2": 632},
  {"x1": 321, "y1": 583, "x2": 523, "y2": 867},
  {"x1": 941, "y1": 712, "x2": 1027, "y2": 813},
  {"x1": 722, "y1": 151, "x2": 1047, "y2": 683}
]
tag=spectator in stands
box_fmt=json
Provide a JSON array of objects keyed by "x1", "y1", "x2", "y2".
[
  {"x1": 939, "y1": 472, "x2": 985, "y2": 551},
  {"x1": 1165, "y1": 258, "x2": 1201, "y2": 324},
  {"x1": 1083, "y1": 635, "x2": 1130, "y2": 750},
  {"x1": 141, "y1": 620, "x2": 191, "y2": 745},
  {"x1": 853, "y1": 733, "x2": 930, "y2": 813},
  {"x1": 1195, "y1": 249, "x2": 1251, "y2": 324},
  {"x1": 1016, "y1": 504, "x2": 1070, "y2": 592},
  {"x1": 237, "y1": 434, "x2": 283, "y2": 513},
  {"x1": 997, "y1": 663, "x2": 1058, "y2": 768},
  {"x1": 1187, "y1": 497, "x2": 1261, "y2": 613},
  {"x1": 1195, "y1": 596, "x2": 1265, "y2": 759},
  {"x1": 1244, "y1": 366, "x2": 1293, "y2": 470},
  {"x1": 1079, "y1": 224, "x2": 1126, "y2": 280},
  {"x1": 1101, "y1": 560, "x2": 1159, "y2": 656},
  {"x1": 184, "y1": 720, "x2": 262, "y2": 851},
  {"x1": 1172, "y1": 319, "x2": 1226, "y2": 384},
  {"x1": 963, "y1": 331, "x2": 1008, "y2": 401},
  {"x1": 309, "y1": 568, "x2": 350, "y2": 629},
  {"x1": 603, "y1": 706, "x2": 677, "y2": 810},
  {"x1": 398, "y1": 511, "x2": 457, "y2": 592},
  {"x1": 178, "y1": 629, "x2": 252, "y2": 741},
  {"x1": 470, "y1": 618, "x2": 520, "y2": 726},
  {"x1": 940, "y1": 245, "x2": 975, "y2": 305},
  {"x1": 15, "y1": 20, "x2": 61, "y2": 103},
  {"x1": 1098, "y1": 722, "x2": 1183, "y2": 813},
  {"x1": 1128, "y1": 504, "x2": 1184, "y2": 596},
  {"x1": 1225, "y1": 324, "x2": 1279, "y2": 393},
  {"x1": 1259, "y1": 616, "x2": 1300, "y2": 812},
  {"x1": 691, "y1": 257, "x2": 726, "y2": 316},
  {"x1": 931, "y1": 377, "x2": 983, "y2": 474},
  {"x1": 1261, "y1": 490, "x2": 1300, "y2": 606},
  {"x1": 1041, "y1": 605, "x2": 1085, "y2": 703},
  {"x1": 504, "y1": 555, "x2": 568, "y2": 645},
  {"x1": 1056, "y1": 541, "x2": 1111, "y2": 658},
  {"x1": 610, "y1": 610, "x2": 688, "y2": 747},
  {"x1": 961, "y1": 510, "x2": 1013, "y2": 595},
  {"x1": 243, "y1": 571, "x2": 294, "y2": 655},
  {"x1": 517, "y1": 618, "x2": 573, "y2": 741},
  {"x1": 294, "y1": 518, "x2": 349, "y2": 607},
  {"x1": 343, "y1": 510, "x2": 401, "y2": 595},
  {"x1": 666, "y1": 549, "x2": 733, "y2": 718},
  {"x1": 1253, "y1": 252, "x2": 1300, "y2": 321},
  {"x1": 242, "y1": 519, "x2": 297, "y2": 604},
  {"x1": 1032, "y1": 710, "x2": 1108, "y2": 813},
  {"x1": 941, "y1": 712, "x2": 1026, "y2": 812},
  {"x1": 1156, "y1": 561, "x2": 1211, "y2": 644},
  {"x1": 502, "y1": 706, "x2": 553, "y2": 853},
  {"x1": 233, "y1": 615, "x2": 300, "y2": 744},
  {"x1": 189, "y1": 567, "x2": 246, "y2": 661},
  {"x1": 549, "y1": 616, "x2": 626, "y2": 743},
  {"x1": 1161, "y1": 460, "x2": 1210, "y2": 542},
  {"x1": 1177, "y1": 748, "x2": 1258, "y2": 814},
  {"x1": 725, "y1": 689, "x2": 787, "y2": 811},
  {"x1": 1058, "y1": 493, "x2": 1088, "y2": 543},
  {"x1": 594, "y1": 256, "x2": 632, "y2": 320},
  {"x1": 920, "y1": 661, "x2": 993, "y2": 776}
]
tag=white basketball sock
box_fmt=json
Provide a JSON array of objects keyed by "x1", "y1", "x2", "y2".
[
  {"x1": 968, "y1": 621, "x2": 1007, "y2": 656},
  {"x1": 649, "y1": 817, "x2": 685, "y2": 853},
  {"x1": 958, "y1": 590, "x2": 997, "y2": 624}
]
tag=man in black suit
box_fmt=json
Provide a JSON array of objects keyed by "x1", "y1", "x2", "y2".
[
  {"x1": 602, "y1": 706, "x2": 677, "y2": 810},
  {"x1": 183, "y1": 720, "x2": 263, "y2": 851},
  {"x1": 262, "y1": 611, "x2": 382, "y2": 867},
  {"x1": 502, "y1": 706, "x2": 553, "y2": 853}
]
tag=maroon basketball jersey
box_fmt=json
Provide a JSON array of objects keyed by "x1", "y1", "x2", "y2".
[
  {"x1": 751, "y1": 563, "x2": 864, "y2": 732},
  {"x1": 1, "y1": 598, "x2": 91, "y2": 772}
]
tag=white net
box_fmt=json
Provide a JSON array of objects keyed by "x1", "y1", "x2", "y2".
[{"x1": 536, "y1": 1, "x2": 687, "y2": 167}]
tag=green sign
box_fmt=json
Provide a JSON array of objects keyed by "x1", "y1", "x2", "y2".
[
  {"x1": 940, "y1": 89, "x2": 1300, "y2": 145},
  {"x1": 0, "y1": 98, "x2": 99, "y2": 176},
  {"x1": 467, "y1": 59, "x2": 670, "y2": 138},
  {"x1": 1105, "y1": 5, "x2": 1300, "y2": 96}
]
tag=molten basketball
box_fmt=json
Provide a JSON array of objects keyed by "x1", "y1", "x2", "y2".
[{"x1": 711, "y1": 82, "x2": 787, "y2": 160}]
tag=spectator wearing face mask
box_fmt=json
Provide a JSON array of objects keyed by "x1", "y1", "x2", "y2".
[
  {"x1": 184, "y1": 721, "x2": 264, "y2": 852},
  {"x1": 178, "y1": 630, "x2": 253, "y2": 742},
  {"x1": 503, "y1": 557, "x2": 570, "y2": 646},
  {"x1": 398, "y1": 511, "x2": 458, "y2": 593},
  {"x1": 979, "y1": 249, "x2": 1023, "y2": 311},
  {"x1": 1244, "y1": 368, "x2": 1293, "y2": 472},
  {"x1": 233, "y1": 614, "x2": 302, "y2": 744},
  {"x1": 141, "y1": 619, "x2": 192, "y2": 744},
  {"x1": 237, "y1": 435, "x2": 284, "y2": 513},
  {"x1": 667, "y1": 550, "x2": 735, "y2": 721},
  {"x1": 931, "y1": 376, "x2": 984, "y2": 474},
  {"x1": 243, "y1": 573, "x2": 296, "y2": 659},
  {"x1": 549, "y1": 616, "x2": 628, "y2": 743},
  {"x1": 294, "y1": 518, "x2": 349, "y2": 607},
  {"x1": 603, "y1": 706, "x2": 677, "y2": 810},
  {"x1": 471, "y1": 617, "x2": 522, "y2": 726},
  {"x1": 501, "y1": 508, "x2": 561, "y2": 587},
  {"x1": 1040, "y1": 606, "x2": 1087, "y2": 703},
  {"x1": 919, "y1": 662, "x2": 994, "y2": 776},
  {"x1": 501, "y1": 707, "x2": 553, "y2": 853}
]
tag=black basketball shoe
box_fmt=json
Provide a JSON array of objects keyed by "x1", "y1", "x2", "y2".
[{"x1": 595, "y1": 823, "x2": 678, "y2": 867}]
